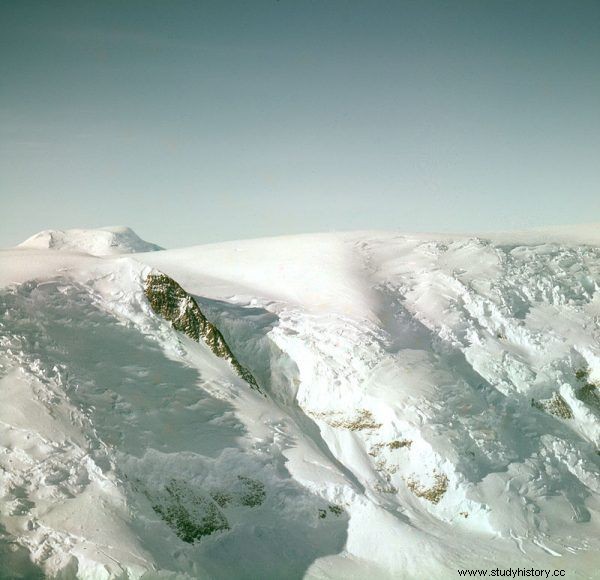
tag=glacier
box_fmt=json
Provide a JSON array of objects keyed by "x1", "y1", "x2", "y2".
[{"x1": 1, "y1": 226, "x2": 599, "y2": 579}]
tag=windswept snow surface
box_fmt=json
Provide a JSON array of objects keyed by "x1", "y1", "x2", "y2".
[{"x1": 1, "y1": 226, "x2": 600, "y2": 579}]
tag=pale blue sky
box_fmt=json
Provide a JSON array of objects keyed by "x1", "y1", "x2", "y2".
[{"x1": 1, "y1": 1, "x2": 599, "y2": 248}]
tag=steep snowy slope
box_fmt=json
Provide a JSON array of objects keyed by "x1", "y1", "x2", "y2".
[{"x1": 1, "y1": 226, "x2": 600, "y2": 579}]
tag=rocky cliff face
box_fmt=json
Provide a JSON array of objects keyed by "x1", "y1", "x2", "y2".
[{"x1": 144, "y1": 272, "x2": 261, "y2": 393}]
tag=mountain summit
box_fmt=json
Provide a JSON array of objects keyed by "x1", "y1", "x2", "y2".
[{"x1": 18, "y1": 225, "x2": 163, "y2": 256}]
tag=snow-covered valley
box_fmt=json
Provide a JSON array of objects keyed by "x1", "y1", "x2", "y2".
[{"x1": 1, "y1": 226, "x2": 600, "y2": 579}]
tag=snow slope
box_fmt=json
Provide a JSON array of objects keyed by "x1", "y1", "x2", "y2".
[{"x1": 1, "y1": 226, "x2": 600, "y2": 579}]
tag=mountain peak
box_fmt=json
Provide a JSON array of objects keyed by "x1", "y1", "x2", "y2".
[{"x1": 18, "y1": 226, "x2": 163, "y2": 256}]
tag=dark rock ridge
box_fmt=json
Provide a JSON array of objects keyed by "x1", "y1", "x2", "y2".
[{"x1": 144, "y1": 272, "x2": 262, "y2": 393}]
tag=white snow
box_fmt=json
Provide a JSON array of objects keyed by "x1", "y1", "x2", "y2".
[
  {"x1": 18, "y1": 226, "x2": 162, "y2": 256},
  {"x1": 1, "y1": 225, "x2": 600, "y2": 579}
]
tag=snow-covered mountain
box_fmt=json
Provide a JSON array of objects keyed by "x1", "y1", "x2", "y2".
[
  {"x1": 18, "y1": 226, "x2": 163, "y2": 256},
  {"x1": 1, "y1": 226, "x2": 600, "y2": 579}
]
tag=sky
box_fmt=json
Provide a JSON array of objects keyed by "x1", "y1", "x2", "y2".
[{"x1": 1, "y1": 0, "x2": 599, "y2": 249}]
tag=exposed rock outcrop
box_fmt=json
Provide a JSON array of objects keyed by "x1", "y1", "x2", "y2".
[{"x1": 144, "y1": 272, "x2": 261, "y2": 393}]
